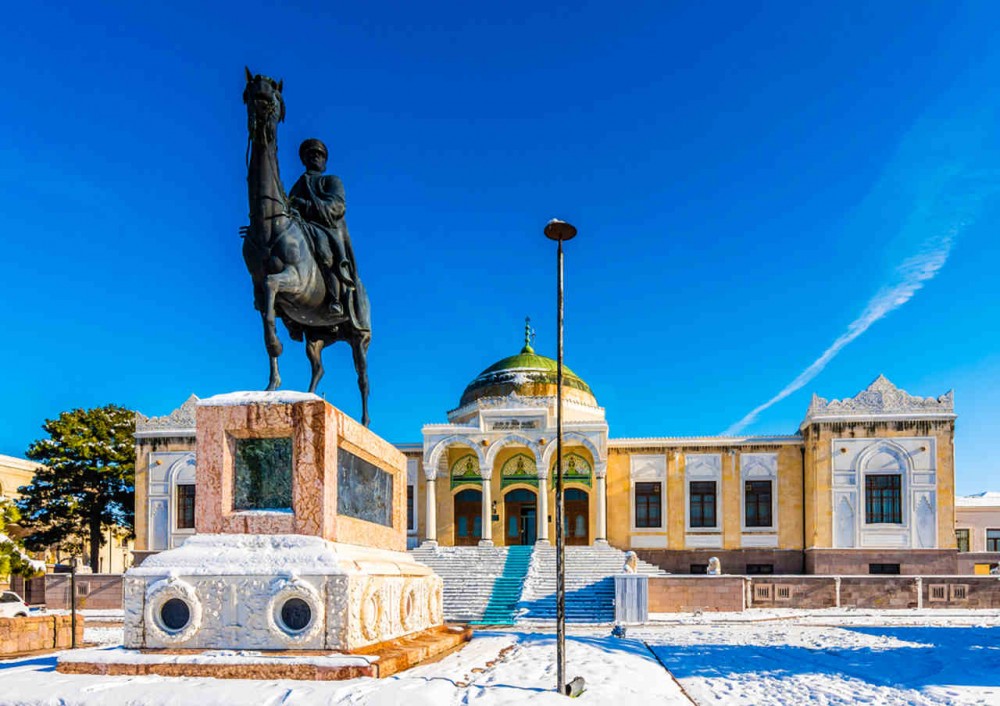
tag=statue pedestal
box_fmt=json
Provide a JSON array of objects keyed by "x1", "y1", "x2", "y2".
[{"x1": 119, "y1": 392, "x2": 445, "y2": 653}]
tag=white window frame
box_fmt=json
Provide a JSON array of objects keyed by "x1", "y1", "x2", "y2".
[
  {"x1": 629, "y1": 454, "x2": 666, "y2": 532},
  {"x1": 684, "y1": 454, "x2": 721, "y2": 535},
  {"x1": 168, "y1": 455, "x2": 197, "y2": 544},
  {"x1": 740, "y1": 453, "x2": 778, "y2": 533}
]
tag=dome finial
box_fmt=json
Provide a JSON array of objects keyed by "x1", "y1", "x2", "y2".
[{"x1": 522, "y1": 316, "x2": 536, "y2": 354}]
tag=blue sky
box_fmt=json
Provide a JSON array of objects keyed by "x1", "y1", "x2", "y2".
[{"x1": 0, "y1": 2, "x2": 997, "y2": 494}]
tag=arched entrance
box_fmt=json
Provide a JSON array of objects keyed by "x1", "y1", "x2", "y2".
[
  {"x1": 453, "y1": 489, "x2": 482, "y2": 546},
  {"x1": 564, "y1": 488, "x2": 589, "y2": 546},
  {"x1": 504, "y1": 488, "x2": 537, "y2": 546}
]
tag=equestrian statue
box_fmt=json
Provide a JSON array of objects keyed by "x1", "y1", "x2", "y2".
[{"x1": 241, "y1": 68, "x2": 371, "y2": 425}]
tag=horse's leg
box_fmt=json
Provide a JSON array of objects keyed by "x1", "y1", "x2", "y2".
[
  {"x1": 351, "y1": 333, "x2": 371, "y2": 426},
  {"x1": 262, "y1": 269, "x2": 299, "y2": 391},
  {"x1": 305, "y1": 333, "x2": 326, "y2": 393}
]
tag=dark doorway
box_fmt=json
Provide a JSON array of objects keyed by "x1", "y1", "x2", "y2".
[
  {"x1": 564, "y1": 488, "x2": 589, "y2": 546},
  {"x1": 504, "y1": 488, "x2": 537, "y2": 546},
  {"x1": 453, "y1": 488, "x2": 482, "y2": 546}
]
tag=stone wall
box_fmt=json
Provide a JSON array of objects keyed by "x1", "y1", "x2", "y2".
[
  {"x1": 44, "y1": 574, "x2": 123, "y2": 610},
  {"x1": 957, "y1": 552, "x2": 1000, "y2": 575},
  {"x1": 648, "y1": 576, "x2": 746, "y2": 612},
  {"x1": 804, "y1": 549, "x2": 957, "y2": 575},
  {"x1": 638, "y1": 549, "x2": 804, "y2": 574},
  {"x1": 744, "y1": 575, "x2": 1000, "y2": 610},
  {"x1": 0, "y1": 615, "x2": 83, "y2": 655}
]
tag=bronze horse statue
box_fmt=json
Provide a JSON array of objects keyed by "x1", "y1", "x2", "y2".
[{"x1": 242, "y1": 69, "x2": 371, "y2": 425}]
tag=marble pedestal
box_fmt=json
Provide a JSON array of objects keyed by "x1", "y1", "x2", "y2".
[
  {"x1": 123, "y1": 534, "x2": 442, "y2": 650},
  {"x1": 122, "y1": 392, "x2": 444, "y2": 652}
]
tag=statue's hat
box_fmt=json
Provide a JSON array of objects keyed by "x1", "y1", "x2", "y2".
[{"x1": 299, "y1": 138, "x2": 328, "y2": 160}]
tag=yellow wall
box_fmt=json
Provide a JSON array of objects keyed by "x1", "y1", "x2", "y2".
[
  {"x1": 0, "y1": 457, "x2": 37, "y2": 502},
  {"x1": 605, "y1": 445, "x2": 803, "y2": 550}
]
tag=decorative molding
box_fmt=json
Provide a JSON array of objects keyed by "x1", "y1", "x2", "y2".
[
  {"x1": 136, "y1": 395, "x2": 199, "y2": 437},
  {"x1": 684, "y1": 453, "x2": 721, "y2": 478},
  {"x1": 740, "y1": 453, "x2": 777, "y2": 479},
  {"x1": 630, "y1": 454, "x2": 666, "y2": 481},
  {"x1": 805, "y1": 375, "x2": 954, "y2": 423}
]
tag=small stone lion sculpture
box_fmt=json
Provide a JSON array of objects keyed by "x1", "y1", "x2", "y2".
[
  {"x1": 707, "y1": 556, "x2": 721, "y2": 575},
  {"x1": 622, "y1": 551, "x2": 638, "y2": 574}
]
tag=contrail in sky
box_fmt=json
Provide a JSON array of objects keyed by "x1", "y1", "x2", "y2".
[
  {"x1": 723, "y1": 101, "x2": 996, "y2": 437},
  {"x1": 723, "y1": 230, "x2": 958, "y2": 436}
]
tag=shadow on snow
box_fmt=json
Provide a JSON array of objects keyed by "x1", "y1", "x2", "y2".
[{"x1": 647, "y1": 626, "x2": 1000, "y2": 690}]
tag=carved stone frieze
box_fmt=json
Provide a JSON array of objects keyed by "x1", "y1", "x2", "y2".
[
  {"x1": 135, "y1": 394, "x2": 199, "y2": 435},
  {"x1": 805, "y1": 375, "x2": 953, "y2": 422}
]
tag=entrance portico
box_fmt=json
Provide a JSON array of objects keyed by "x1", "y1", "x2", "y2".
[{"x1": 420, "y1": 334, "x2": 608, "y2": 548}]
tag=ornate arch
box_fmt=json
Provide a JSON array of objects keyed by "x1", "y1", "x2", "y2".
[
  {"x1": 542, "y1": 432, "x2": 604, "y2": 478},
  {"x1": 424, "y1": 436, "x2": 485, "y2": 480},
  {"x1": 854, "y1": 439, "x2": 913, "y2": 474},
  {"x1": 485, "y1": 434, "x2": 542, "y2": 470},
  {"x1": 501, "y1": 484, "x2": 539, "y2": 499},
  {"x1": 166, "y1": 453, "x2": 196, "y2": 486}
]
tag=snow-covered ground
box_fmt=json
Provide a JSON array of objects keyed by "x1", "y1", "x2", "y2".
[{"x1": 0, "y1": 611, "x2": 996, "y2": 705}]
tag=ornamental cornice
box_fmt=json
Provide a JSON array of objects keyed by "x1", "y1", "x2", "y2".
[
  {"x1": 135, "y1": 394, "x2": 199, "y2": 437},
  {"x1": 803, "y1": 375, "x2": 954, "y2": 424},
  {"x1": 446, "y1": 391, "x2": 604, "y2": 422}
]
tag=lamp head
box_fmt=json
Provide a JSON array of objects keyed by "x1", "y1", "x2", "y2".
[{"x1": 544, "y1": 219, "x2": 577, "y2": 241}]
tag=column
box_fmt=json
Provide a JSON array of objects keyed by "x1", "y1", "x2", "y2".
[
  {"x1": 424, "y1": 476, "x2": 437, "y2": 545},
  {"x1": 595, "y1": 471, "x2": 608, "y2": 545},
  {"x1": 479, "y1": 471, "x2": 494, "y2": 546},
  {"x1": 537, "y1": 475, "x2": 550, "y2": 544}
]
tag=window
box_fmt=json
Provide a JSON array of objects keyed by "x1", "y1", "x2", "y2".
[
  {"x1": 746, "y1": 564, "x2": 774, "y2": 575},
  {"x1": 987, "y1": 529, "x2": 1000, "y2": 552},
  {"x1": 689, "y1": 481, "x2": 716, "y2": 528},
  {"x1": 865, "y1": 474, "x2": 902, "y2": 524},
  {"x1": 689, "y1": 564, "x2": 708, "y2": 575},
  {"x1": 956, "y1": 529, "x2": 970, "y2": 553},
  {"x1": 176, "y1": 484, "x2": 196, "y2": 530},
  {"x1": 869, "y1": 563, "x2": 900, "y2": 575},
  {"x1": 635, "y1": 482, "x2": 662, "y2": 528},
  {"x1": 406, "y1": 486, "x2": 415, "y2": 531},
  {"x1": 744, "y1": 481, "x2": 772, "y2": 528}
]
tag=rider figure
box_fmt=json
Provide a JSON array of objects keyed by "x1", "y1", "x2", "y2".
[{"x1": 289, "y1": 138, "x2": 354, "y2": 317}]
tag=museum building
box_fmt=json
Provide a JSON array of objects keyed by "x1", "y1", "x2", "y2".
[{"x1": 134, "y1": 337, "x2": 959, "y2": 575}]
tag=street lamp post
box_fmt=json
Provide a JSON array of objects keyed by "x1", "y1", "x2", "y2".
[
  {"x1": 69, "y1": 557, "x2": 78, "y2": 649},
  {"x1": 544, "y1": 218, "x2": 578, "y2": 696}
]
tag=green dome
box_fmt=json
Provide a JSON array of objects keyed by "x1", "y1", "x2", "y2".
[{"x1": 459, "y1": 344, "x2": 596, "y2": 407}]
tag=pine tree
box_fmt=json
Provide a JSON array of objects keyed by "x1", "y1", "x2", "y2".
[{"x1": 18, "y1": 404, "x2": 135, "y2": 573}]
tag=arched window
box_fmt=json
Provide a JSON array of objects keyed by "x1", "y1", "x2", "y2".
[{"x1": 864, "y1": 449, "x2": 904, "y2": 525}]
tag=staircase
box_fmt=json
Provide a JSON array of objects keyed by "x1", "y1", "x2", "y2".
[
  {"x1": 517, "y1": 544, "x2": 666, "y2": 623},
  {"x1": 473, "y1": 545, "x2": 533, "y2": 625},
  {"x1": 411, "y1": 543, "x2": 667, "y2": 625},
  {"x1": 409, "y1": 545, "x2": 512, "y2": 623}
]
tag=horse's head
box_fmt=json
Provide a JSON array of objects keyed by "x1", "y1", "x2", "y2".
[{"x1": 243, "y1": 67, "x2": 285, "y2": 144}]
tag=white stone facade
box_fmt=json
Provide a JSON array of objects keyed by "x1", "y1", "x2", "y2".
[{"x1": 831, "y1": 437, "x2": 938, "y2": 550}]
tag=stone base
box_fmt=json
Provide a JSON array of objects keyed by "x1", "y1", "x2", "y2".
[
  {"x1": 58, "y1": 625, "x2": 471, "y2": 680},
  {"x1": 804, "y1": 548, "x2": 958, "y2": 575},
  {"x1": 123, "y1": 534, "x2": 443, "y2": 651}
]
